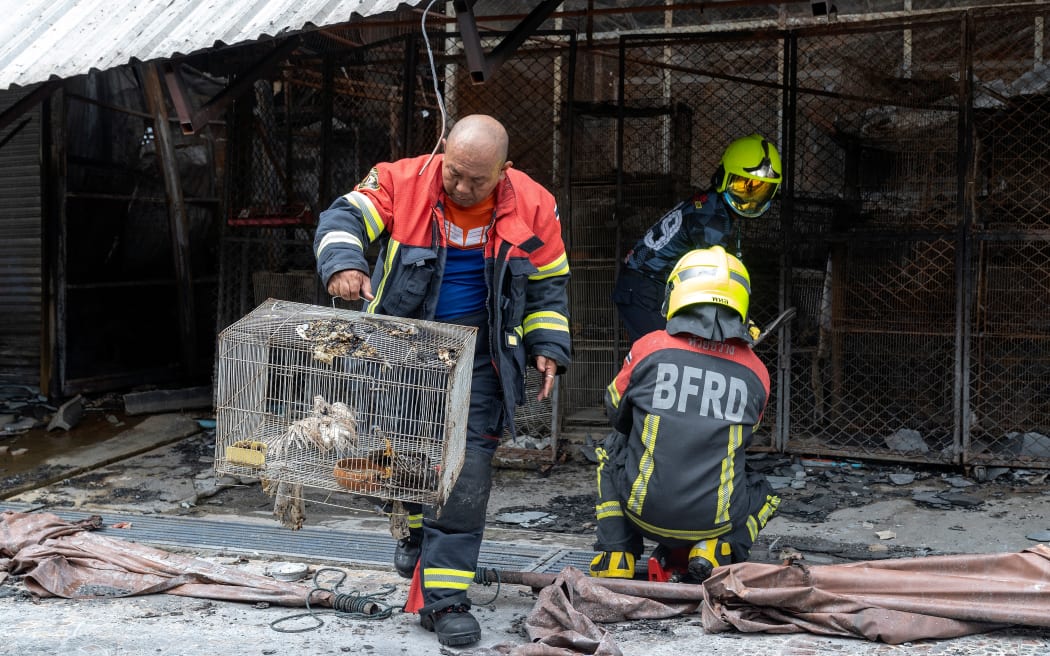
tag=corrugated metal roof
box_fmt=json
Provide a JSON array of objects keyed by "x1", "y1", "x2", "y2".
[{"x1": 0, "y1": 0, "x2": 420, "y2": 91}]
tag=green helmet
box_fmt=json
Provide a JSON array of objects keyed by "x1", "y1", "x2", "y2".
[{"x1": 713, "y1": 134, "x2": 782, "y2": 218}]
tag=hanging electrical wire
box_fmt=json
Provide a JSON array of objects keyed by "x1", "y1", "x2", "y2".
[{"x1": 418, "y1": 0, "x2": 449, "y2": 175}]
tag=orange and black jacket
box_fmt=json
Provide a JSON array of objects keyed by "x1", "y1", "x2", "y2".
[
  {"x1": 603, "y1": 331, "x2": 769, "y2": 540},
  {"x1": 314, "y1": 154, "x2": 572, "y2": 424}
]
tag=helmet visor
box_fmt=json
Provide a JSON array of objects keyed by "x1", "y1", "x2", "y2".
[{"x1": 724, "y1": 174, "x2": 777, "y2": 217}]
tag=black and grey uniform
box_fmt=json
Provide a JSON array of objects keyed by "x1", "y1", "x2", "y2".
[
  {"x1": 612, "y1": 192, "x2": 736, "y2": 343},
  {"x1": 594, "y1": 328, "x2": 780, "y2": 563}
]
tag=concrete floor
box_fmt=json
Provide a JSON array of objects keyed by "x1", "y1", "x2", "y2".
[{"x1": 2, "y1": 413, "x2": 1050, "y2": 655}]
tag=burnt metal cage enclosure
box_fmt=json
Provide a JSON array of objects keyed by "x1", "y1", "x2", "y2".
[
  {"x1": 213, "y1": 3, "x2": 1050, "y2": 471},
  {"x1": 214, "y1": 300, "x2": 476, "y2": 507}
]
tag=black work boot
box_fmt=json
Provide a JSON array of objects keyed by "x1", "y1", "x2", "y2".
[
  {"x1": 420, "y1": 604, "x2": 481, "y2": 646},
  {"x1": 687, "y1": 538, "x2": 730, "y2": 582},
  {"x1": 393, "y1": 535, "x2": 421, "y2": 579}
]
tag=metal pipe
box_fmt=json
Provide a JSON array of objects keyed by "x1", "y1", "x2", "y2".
[{"x1": 481, "y1": 570, "x2": 706, "y2": 602}]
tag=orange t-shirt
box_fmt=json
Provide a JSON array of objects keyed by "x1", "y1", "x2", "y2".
[
  {"x1": 443, "y1": 195, "x2": 494, "y2": 249},
  {"x1": 436, "y1": 195, "x2": 494, "y2": 320}
]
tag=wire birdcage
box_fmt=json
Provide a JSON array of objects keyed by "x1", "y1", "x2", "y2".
[{"x1": 214, "y1": 299, "x2": 476, "y2": 507}]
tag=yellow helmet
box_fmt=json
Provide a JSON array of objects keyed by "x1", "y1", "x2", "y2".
[
  {"x1": 713, "y1": 134, "x2": 782, "y2": 218},
  {"x1": 664, "y1": 246, "x2": 751, "y2": 321}
]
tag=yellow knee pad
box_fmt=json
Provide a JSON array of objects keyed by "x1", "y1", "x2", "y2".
[{"x1": 589, "y1": 551, "x2": 635, "y2": 579}]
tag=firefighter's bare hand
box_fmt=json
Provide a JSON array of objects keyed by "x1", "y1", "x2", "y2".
[
  {"x1": 327, "y1": 269, "x2": 374, "y2": 302},
  {"x1": 535, "y1": 355, "x2": 559, "y2": 401}
]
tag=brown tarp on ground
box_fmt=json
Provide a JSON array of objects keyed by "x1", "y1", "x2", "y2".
[
  {"x1": 474, "y1": 566, "x2": 699, "y2": 656},
  {"x1": 518, "y1": 566, "x2": 698, "y2": 656},
  {"x1": 701, "y1": 544, "x2": 1050, "y2": 644},
  {"x1": 0, "y1": 510, "x2": 331, "y2": 607}
]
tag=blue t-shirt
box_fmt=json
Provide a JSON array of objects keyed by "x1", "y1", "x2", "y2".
[{"x1": 436, "y1": 246, "x2": 486, "y2": 320}]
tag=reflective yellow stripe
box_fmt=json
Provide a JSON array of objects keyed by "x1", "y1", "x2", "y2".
[
  {"x1": 407, "y1": 513, "x2": 423, "y2": 530},
  {"x1": 423, "y1": 568, "x2": 473, "y2": 590},
  {"x1": 626, "y1": 509, "x2": 732, "y2": 542},
  {"x1": 715, "y1": 425, "x2": 743, "y2": 524},
  {"x1": 529, "y1": 252, "x2": 570, "y2": 280},
  {"x1": 626, "y1": 414, "x2": 659, "y2": 515},
  {"x1": 595, "y1": 447, "x2": 608, "y2": 496},
  {"x1": 316, "y1": 230, "x2": 363, "y2": 258},
  {"x1": 606, "y1": 380, "x2": 621, "y2": 407},
  {"x1": 747, "y1": 515, "x2": 758, "y2": 541},
  {"x1": 595, "y1": 500, "x2": 623, "y2": 520},
  {"x1": 343, "y1": 190, "x2": 385, "y2": 241},
  {"x1": 522, "y1": 311, "x2": 569, "y2": 335},
  {"x1": 366, "y1": 240, "x2": 400, "y2": 313}
]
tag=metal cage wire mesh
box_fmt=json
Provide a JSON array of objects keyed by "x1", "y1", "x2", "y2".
[
  {"x1": 214, "y1": 300, "x2": 477, "y2": 506},
  {"x1": 212, "y1": 5, "x2": 1050, "y2": 471}
]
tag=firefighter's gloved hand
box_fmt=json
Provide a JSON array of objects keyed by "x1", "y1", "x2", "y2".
[
  {"x1": 747, "y1": 319, "x2": 762, "y2": 343},
  {"x1": 589, "y1": 551, "x2": 635, "y2": 579}
]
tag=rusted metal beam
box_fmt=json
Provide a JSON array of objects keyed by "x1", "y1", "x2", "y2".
[
  {"x1": 453, "y1": 0, "x2": 564, "y2": 83},
  {"x1": 0, "y1": 80, "x2": 61, "y2": 133},
  {"x1": 0, "y1": 117, "x2": 30, "y2": 151},
  {"x1": 163, "y1": 37, "x2": 300, "y2": 135},
  {"x1": 141, "y1": 62, "x2": 197, "y2": 379},
  {"x1": 482, "y1": 569, "x2": 706, "y2": 602}
]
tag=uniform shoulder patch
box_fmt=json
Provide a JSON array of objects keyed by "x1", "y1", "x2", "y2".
[{"x1": 355, "y1": 167, "x2": 381, "y2": 191}]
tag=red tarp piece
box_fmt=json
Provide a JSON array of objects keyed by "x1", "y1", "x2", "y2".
[
  {"x1": 0, "y1": 510, "x2": 330, "y2": 607},
  {"x1": 701, "y1": 545, "x2": 1050, "y2": 644}
]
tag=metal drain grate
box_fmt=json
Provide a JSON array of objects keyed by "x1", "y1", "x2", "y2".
[{"x1": 0, "y1": 503, "x2": 592, "y2": 574}]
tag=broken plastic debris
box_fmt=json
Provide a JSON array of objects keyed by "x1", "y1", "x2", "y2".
[
  {"x1": 765, "y1": 475, "x2": 792, "y2": 490},
  {"x1": 885, "y1": 428, "x2": 929, "y2": 454},
  {"x1": 47, "y1": 394, "x2": 84, "y2": 431},
  {"x1": 3, "y1": 417, "x2": 36, "y2": 433},
  {"x1": 875, "y1": 530, "x2": 896, "y2": 540},
  {"x1": 888, "y1": 473, "x2": 916, "y2": 485},
  {"x1": 268, "y1": 562, "x2": 308, "y2": 581},
  {"x1": 494, "y1": 511, "x2": 551, "y2": 527}
]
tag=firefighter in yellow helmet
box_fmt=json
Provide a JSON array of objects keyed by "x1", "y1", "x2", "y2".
[
  {"x1": 591, "y1": 246, "x2": 781, "y2": 582},
  {"x1": 613, "y1": 134, "x2": 781, "y2": 343}
]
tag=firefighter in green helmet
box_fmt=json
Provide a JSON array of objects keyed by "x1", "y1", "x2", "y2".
[{"x1": 612, "y1": 134, "x2": 782, "y2": 343}]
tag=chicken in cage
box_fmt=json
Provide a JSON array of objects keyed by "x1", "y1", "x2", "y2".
[{"x1": 214, "y1": 299, "x2": 477, "y2": 528}]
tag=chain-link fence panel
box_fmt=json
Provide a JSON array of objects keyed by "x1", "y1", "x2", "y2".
[
  {"x1": 966, "y1": 7, "x2": 1050, "y2": 469},
  {"x1": 972, "y1": 8, "x2": 1050, "y2": 232},
  {"x1": 968, "y1": 240, "x2": 1050, "y2": 467},
  {"x1": 786, "y1": 17, "x2": 965, "y2": 464}
]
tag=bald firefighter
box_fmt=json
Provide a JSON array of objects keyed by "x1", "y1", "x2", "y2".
[
  {"x1": 591, "y1": 245, "x2": 780, "y2": 582},
  {"x1": 315, "y1": 114, "x2": 571, "y2": 646}
]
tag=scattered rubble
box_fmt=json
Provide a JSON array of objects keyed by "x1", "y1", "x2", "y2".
[
  {"x1": 885, "y1": 428, "x2": 929, "y2": 454},
  {"x1": 46, "y1": 394, "x2": 84, "y2": 431}
]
